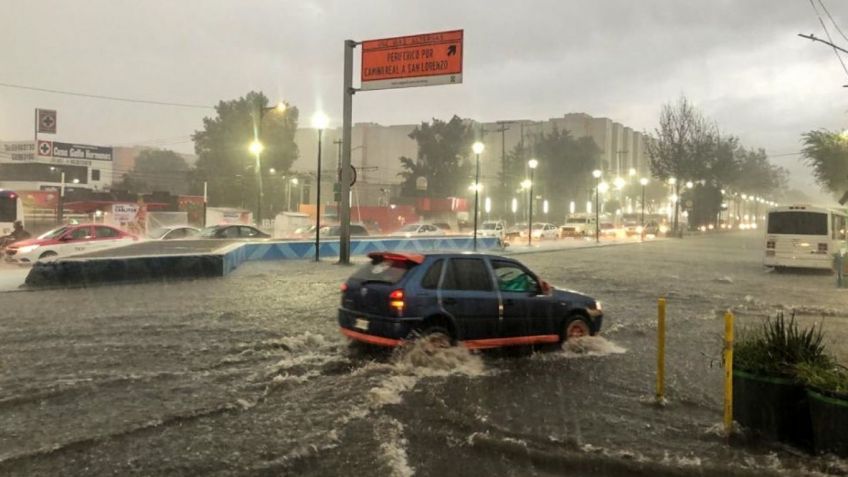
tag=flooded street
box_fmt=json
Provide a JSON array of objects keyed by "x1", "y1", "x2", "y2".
[{"x1": 2, "y1": 232, "x2": 847, "y2": 476}]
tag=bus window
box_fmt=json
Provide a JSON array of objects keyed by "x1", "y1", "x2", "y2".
[
  {"x1": 767, "y1": 211, "x2": 827, "y2": 235},
  {"x1": 0, "y1": 192, "x2": 19, "y2": 223}
]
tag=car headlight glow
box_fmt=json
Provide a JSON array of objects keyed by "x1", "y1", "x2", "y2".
[
  {"x1": 592, "y1": 300, "x2": 602, "y2": 311},
  {"x1": 18, "y1": 244, "x2": 40, "y2": 254}
]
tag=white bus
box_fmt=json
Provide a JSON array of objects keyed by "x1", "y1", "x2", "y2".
[{"x1": 764, "y1": 205, "x2": 847, "y2": 270}]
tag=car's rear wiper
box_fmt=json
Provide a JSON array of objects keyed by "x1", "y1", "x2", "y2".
[{"x1": 360, "y1": 279, "x2": 393, "y2": 285}]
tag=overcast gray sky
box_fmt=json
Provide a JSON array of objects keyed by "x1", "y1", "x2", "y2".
[{"x1": 1, "y1": 0, "x2": 846, "y2": 198}]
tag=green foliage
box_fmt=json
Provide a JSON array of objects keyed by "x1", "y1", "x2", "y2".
[
  {"x1": 528, "y1": 128, "x2": 601, "y2": 219},
  {"x1": 801, "y1": 129, "x2": 848, "y2": 195},
  {"x1": 192, "y1": 91, "x2": 299, "y2": 213},
  {"x1": 734, "y1": 312, "x2": 829, "y2": 378},
  {"x1": 397, "y1": 115, "x2": 473, "y2": 198},
  {"x1": 796, "y1": 362, "x2": 848, "y2": 396},
  {"x1": 647, "y1": 96, "x2": 787, "y2": 198},
  {"x1": 119, "y1": 149, "x2": 189, "y2": 195}
]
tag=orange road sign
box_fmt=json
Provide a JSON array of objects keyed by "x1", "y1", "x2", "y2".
[{"x1": 360, "y1": 30, "x2": 463, "y2": 91}]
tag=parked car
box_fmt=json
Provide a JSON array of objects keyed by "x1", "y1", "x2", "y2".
[
  {"x1": 4, "y1": 224, "x2": 138, "y2": 263},
  {"x1": 199, "y1": 225, "x2": 270, "y2": 239},
  {"x1": 433, "y1": 222, "x2": 453, "y2": 232},
  {"x1": 391, "y1": 223, "x2": 443, "y2": 237},
  {"x1": 478, "y1": 220, "x2": 506, "y2": 239},
  {"x1": 520, "y1": 223, "x2": 559, "y2": 240},
  {"x1": 319, "y1": 224, "x2": 370, "y2": 237},
  {"x1": 560, "y1": 215, "x2": 595, "y2": 237},
  {"x1": 148, "y1": 226, "x2": 200, "y2": 240},
  {"x1": 338, "y1": 252, "x2": 604, "y2": 348}
]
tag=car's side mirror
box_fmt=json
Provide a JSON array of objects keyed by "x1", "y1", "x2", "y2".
[{"x1": 59, "y1": 235, "x2": 73, "y2": 241}]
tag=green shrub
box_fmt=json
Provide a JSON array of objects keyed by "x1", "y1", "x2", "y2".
[
  {"x1": 734, "y1": 311, "x2": 829, "y2": 377},
  {"x1": 797, "y1": 362, "x2": 848, "y2": 396}
]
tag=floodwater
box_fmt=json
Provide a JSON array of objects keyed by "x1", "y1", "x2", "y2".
[{"x1": 1, "y1": 232, "x2": 847, "y2": 476}]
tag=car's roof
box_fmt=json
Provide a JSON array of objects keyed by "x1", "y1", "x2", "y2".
[
  {"x1": 160, "y1": 225, "x2": 198, "y2": 230},
  {"x1": 370, "y1": 251, "x2": 515, "y2": 262}
]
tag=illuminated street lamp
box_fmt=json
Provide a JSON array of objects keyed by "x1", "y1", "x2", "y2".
[
  {"x1": 251, "y1": 100, "x2": 288, "y2": 226},
  {"x1": 629, "y1": 168, "x2": 637, "y2": 177},
  {"x1": 311, "y1": 111, "x2": 329, "y2": 262},
  {"x1": 527, "y1": 159, "x2": 538, "y2": 245},
  {"x1": 249, "y1": 140, "x2": 264, "y2": 155},
  {"x1": 686, "y1": 181, "x2": 694, "y2": 189},
  {"x1": 614, "y1": 177, "x2": 625, "y2": 190}
]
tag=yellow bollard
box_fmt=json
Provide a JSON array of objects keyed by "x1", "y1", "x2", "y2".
[
  {"x1": 657, "y1": 298, "x2": 666, "y2": 403},
  {"x1": 723, "y1": 310, "x2": 734, "y2": 436}
]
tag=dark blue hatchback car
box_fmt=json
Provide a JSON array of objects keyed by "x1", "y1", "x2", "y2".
[{"x1": 338, "y1": 252, "x2": 604, "y2": 349}]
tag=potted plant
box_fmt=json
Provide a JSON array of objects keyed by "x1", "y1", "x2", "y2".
[
  {"x1": 797, "y1": 362, "x2": 848, "y2": 456},
  {"x1": 732, "y1": 312, "x2": 828, "y2": 450}
]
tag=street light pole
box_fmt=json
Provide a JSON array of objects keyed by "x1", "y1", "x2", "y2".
[
  {"x1": 592, "y1": 169, "x2": 602, "y2": 243},
  {"x1": 57, "y1": 171, "x2": 65, "y2": 224},
  {"x1": 640, "y1": 177, "x2": 648, "y2": 240},
  {"x1": 472, "y1": 142, "x2": 484, "y2": 251},
  {"x1": 315, "y1": 128, "x2": 323, "y2": 261},
  {"x1": 528, "y1": 159, "x2": 538, "y2": 246},
  {"x1": 251, "y1": 100, "x2": 286, "y2": 228},
  {"x1": 312, "y1": 112, "x2": 329, "y2": 262}
]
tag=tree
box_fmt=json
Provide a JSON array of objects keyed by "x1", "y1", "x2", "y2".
[
  {"x1": 733, "y1": 147, "x2": 788, "y2": 196},
  {"x1": 646, "y1": 96, "x2": 717, "y2": 234},
  {"x1": 397, "y1": 116, "x2": 473, "y2": 199},
  {"x1": 117, "y1": 149, "x2": 189, "y2": 195},
  {"x1": 518, "y1": 128, "x2": 601, "y2": 221},
  {"x1": 801, "y1": 129, "x2": 848, "y2": 198},
  {"x1": 112, "y1": 174, "x2": 149, "y2": 195},
  {"x1": 192, "y1": 91, "x2": 299, "y2": 215}
]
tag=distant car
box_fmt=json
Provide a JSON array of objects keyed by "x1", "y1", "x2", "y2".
[
  {"x1": 319, "y1": 224, "x2": 370, "y2": 237},
  {"x1": 391, "y1": 223, "x2": 443, "y2": 237},
  {"x1": 560, "y1": 216, "x2": 595, "y2": 237},
  {"x1": 520, "y1": 223, "x2": 559, "y2": 240},
  {"x1": 4, "y1": 224, "x2": 138, "y2": 263},
  {"x1": 623, "y1": 221, "x2": 641, "y2": 237},
  {"x1": 199, "y1": 225, "x2": 270, "y2": 239},
  {"x1": 478, "y1": 220, "x2": 506, "y2": 239},
  {"x1": 338, "y1": 252, "x2": 604, "y2": 349},
  {"x1": 599, "y1": 222, "x2": 618, "y2": 237},
  {"x1": 148, "y1": 226, "x2": 200, "y2": 240}
]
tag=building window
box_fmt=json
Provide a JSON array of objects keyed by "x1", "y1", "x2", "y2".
[{"x1": 91, "y1": 169, "x2": 101, "y2": 181}]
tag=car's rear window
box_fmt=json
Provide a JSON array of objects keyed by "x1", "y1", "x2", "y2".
[{"x1": 351, "y1": 257, "x2": 414, "y2": 284}]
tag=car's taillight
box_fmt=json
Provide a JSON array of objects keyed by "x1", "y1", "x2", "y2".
[
  {"x1": 818, "y1": 243, "x2": 828, "y2": 254},
  {"x1": 766, "y1": 240, "x2": 775, "y2": 249},
  {"x1": 340, "y1": 283, "x2": 348, "y2": 292},
  {"x1": 389, "y1": 289, "x2": 405, "y2": 316}
]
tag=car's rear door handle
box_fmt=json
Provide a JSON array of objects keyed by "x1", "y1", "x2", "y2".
[{"x1": 443, "y1": 297, "x2": 457, "y2": 305}]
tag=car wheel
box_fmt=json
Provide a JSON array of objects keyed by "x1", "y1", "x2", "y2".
[
  {"x1": 38, "y1": 251, "x2": 58, "y2": 261},
  {"x1": 563, "y1": 315, "x2": 591, "y2": 342},
  {"x1": 414, "y1": 326, "x2": 454, "y2": 349}
]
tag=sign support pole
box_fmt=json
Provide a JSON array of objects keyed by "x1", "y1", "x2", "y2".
[{"x1": 339, "y1": 39, "x2": 356, "y2": 265}]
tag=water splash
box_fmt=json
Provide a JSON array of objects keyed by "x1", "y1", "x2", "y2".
[
  {"x1": 561, "y1": 336, "x2": 627, "y2": 358},
  {"x1": 392, "y1": 335, "x2": 486, "y2": 378}
]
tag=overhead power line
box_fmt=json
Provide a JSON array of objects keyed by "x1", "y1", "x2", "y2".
[
  {"x1": 0, "y1": 81, "x2": 214, "y2": 110},
  {"x1": 817, "y1": 0, "x2": 848, "y2": 44},
  {"x1": 807, "y1": 0, "x2": 848, "y2": 78}
]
